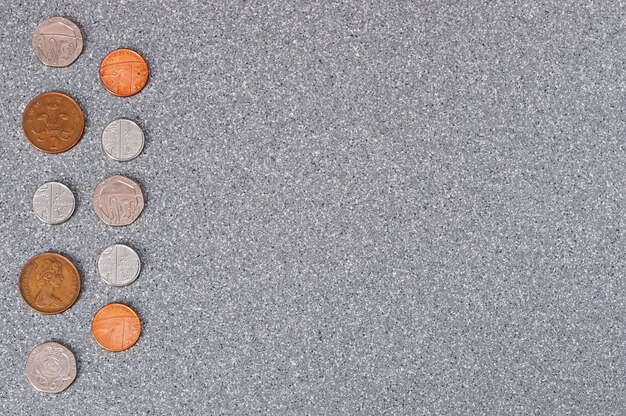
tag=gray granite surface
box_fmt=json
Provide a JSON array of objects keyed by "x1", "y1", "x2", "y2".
[{"x1": 0, "y1": 1, "x2": 624, "y2": 415}]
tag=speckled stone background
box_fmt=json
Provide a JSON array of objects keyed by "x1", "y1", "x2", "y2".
[{"x1": 0, "y1": 1, "x2": 623, "y2": 415}]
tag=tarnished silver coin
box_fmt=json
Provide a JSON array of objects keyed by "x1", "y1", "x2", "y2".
[
  {"x1": 98, "y1": 244, "x2": 141, "y2": 286},
  {"x1": 32, "y1": 182, "x2": 75, "y2": 225},
  {"x1": 93, "y1": 175, "x2": 144, "y2": 226},
  {"x1": 25, "y1": 342, "x2": 76, "y2": 394},
  {"x1": 32, "y1": 17, "x2": 83, "y2": 67},
  {"x1": 101, "y1": 119, "x2": 145, "y2": 161}
]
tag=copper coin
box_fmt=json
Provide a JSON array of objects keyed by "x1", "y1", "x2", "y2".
[
  {"x1": 91, "y1": 303, "x2": 141, "y2": 352},
  {"x1": 22, "y1": 92, "x2": 84, "y2": 154},
  {"x1": 19, "y1": 253, "x2": 81, "y2": 315},
  {"x1": 99, "y1": 48, "x2": 149, "y2": 97}
]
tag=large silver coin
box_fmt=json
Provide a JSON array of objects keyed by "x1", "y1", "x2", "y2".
[
  {"x1": 25, "y1": 342, "x2": 77, "y2": 394},
  {"x1": 98, "y1": 244, "x2": 141, "y2": 286},
  {"x1": 101, "y1": 119, "x2": 145, "y2": 161},
  {"x1": 32, "y1": 17, "x2": 83, "y2": 67},
  {"x1": 32, "y1": 182, "x2": 75, "y2": 225},
  {"x1": 93, "y1": 175, "x2": 144, "y2": 226}
]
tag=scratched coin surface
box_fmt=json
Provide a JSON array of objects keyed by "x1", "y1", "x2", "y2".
[
  {"x1": 91, "y1": 303, "x2": 141, "y2": 352},
  {"x1": 32, "y1": 17, "x2": 83, "y2": 67},
  {"x1": 32, "y1": 182, "x2": 75, "y2": 225},
  {"x1": 19, "y1": 253, "x2": 81, "y2": 315},
  {"x1": 99, "y1": 48, "x2": 149, "y2": 97},
  {"x1": 92, "y1": 175, "x2": 144, "y2": 226},
  {"x1": 22, "y1": 92, "x2": 84, "y2": 154},
  {"x1": 25, "y1": 342, "x2": 76, "y2": 393},
  {"x1": 97, "y1": 244, "x2": 141, "y2": 286},
  {"x1": 101, "y1": 119, "x2": 144, "y2": 161}
]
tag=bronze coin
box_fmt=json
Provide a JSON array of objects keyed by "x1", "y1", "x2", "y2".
[
  {"x1": 99, "y1": 48, "x2": 148, "y2": 97},
  {"x1": 22, "y1": 92, "x2": 84, "y2": 154},
  {"x1": 91, "y1": 303, "x2": 141, "y2": 352},
  {"x1": 19, "y1": 253, "x2": 81, "y2": 315}
]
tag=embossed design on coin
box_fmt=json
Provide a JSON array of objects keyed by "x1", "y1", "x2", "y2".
[
  {"x1": 92, "y1": 175, "x2": 144, "y2": 226},
  {"x1": 91, "y1": 303, "x2": 141, "y2": 352},
  {"x1": 22, "y1": 92, "x2": 84, "y2": 154},
  {"x1": 19, "y1": 253, "x2": 81, "y2": 315},
  {"x1": 32, "y1": 17, "x2": 83, "y2": 67},
  {"x1": 32, "y1": 182, "x2": 75, "y2": 225},
  {"x1": 98, "y1": 244, "x2": 141, "y2": 286},
  {"x1": 25, "y1": 342, "x2": 76, "y2": 393},
  {"x1": 99, "y1": 48, "x2": 148, "y2": 97},
  {"x1": 101, "y1": 119, "x2": 144, "y2": 161}
]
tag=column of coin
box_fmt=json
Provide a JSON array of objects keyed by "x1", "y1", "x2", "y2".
[
  {"x1": 91, "y1": 48, "x2": 149, "y2": 353},
  {"x1": 21, "y1": 16, "x2": 85, "y2": 394}
]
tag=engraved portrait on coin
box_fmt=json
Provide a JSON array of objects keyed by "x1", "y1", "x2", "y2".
[
  {"x1": 32, "y1": 182, "x2": 75, "y2": 225},
  {"x1": 19, "y1": 253, "x2": 81, "y2": 315},
  {"x1": 101, "y1": 119, "x2": 144, "y2": 161},
  {"x1": 98, "y1": 244, "x2": 141, "y2": 286},
  {"x1": 99, "y1": 48, "x2": 149, "y2": 97},
  {"x1": 25, "y1": 342, "x2": 76, "y2": 393},
  {"x1": 22, "y1": 92, "x2": 84, "y2": 154},
  {"x1": 32, "y1": 17, "x2": 83, "y2": 67},
  {"x1": 92, "y1": 175, "x2": 144, "y2": 226}
]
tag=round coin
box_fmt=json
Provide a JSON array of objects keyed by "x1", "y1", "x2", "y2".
[
  {"x1": 99, "y1": 48, "x2": 149, "y2": 97},
  {"x1": 91, "y1": 303, "x2": 141, "y2": 352},
  {"x1": 32, "y1": 182, "x2": 75, "y2": 225},
  {"x1": 101, "y1": 119, "x2": 144, "y2": 161},
  {"x1": 32, "y1": 17, "x2": 83, "y2": 67},
  {"x1": 92, "y1": 175, "x2": 144, "y2": 226},
  {"x1": 22, "y1": 92, "x2": 84, "y2": 154},
  {"x1": 98, "y1": 244, "x2": 141, "y2": 286},
  {"x1": 25, "y1": 342, "x2": 76, "y2": 393},
  {"x1": 19, "y1": 253, "x2": 80, "y2": 315}
]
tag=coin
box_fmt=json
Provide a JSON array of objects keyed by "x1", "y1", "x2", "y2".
[
  {"x1": 91, "y1": 303, "x2": 141, "y2": 352},
  {"x1": 19, "y1": 253, "x2": 81, "y2": 315},
  {"x1": 25, "y1": 341, "x2": 77, "y2": 393},
  {"x1": 32, "y1": 17, "x2": 83, "y2": 67},
  {"x1": 99, "y1": 48, "x2": 149, "y2": 97},
  {"x1": 98, "y1": 244, "x2": 141, "y2": 286},
  {"x1": 32, "y1": 182, "x2": 75, "y2": 225},
  {"x1": 22, "y1": 92, "x2": 84, "y2": 154},
  {"x1": 101, "y1": 119, "x2": 144, "y2": 161},
  {"x1": 92, "y1": 175, "x2": 144, "y2": 226}
]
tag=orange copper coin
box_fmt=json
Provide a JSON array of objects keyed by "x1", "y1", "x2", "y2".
[
  {"x1": 99, "y1": 48, "x2": 149, "y2": 97},
  {"x1": 18, "y1": 253, "x2": 81, "y2": 315},
  {"x1": 91, "y1": 303, "x2": 141, "y2": 352},
  {"x1": 21, "y1": 92, "x2": 84, "y2": 154}
]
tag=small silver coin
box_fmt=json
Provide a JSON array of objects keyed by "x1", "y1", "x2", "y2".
[
  {"x1": 32, "y1": 17, "x2": 83, "y2": 67},
  {"x1": 98, "y1": 244, "x2": 141, "y2": 286},
  {"x1": 32, "y1": 182, "x2": 75, "y2": 225},
  {"x1": 25, "y1": 342, "x2": 77, "y2": 394},
  {"x1": 101, "y1": 119, "x2": 145, "y2": 161},
  {"x1": 93, "y1": 175, "x2": 144, "y2": 226}
]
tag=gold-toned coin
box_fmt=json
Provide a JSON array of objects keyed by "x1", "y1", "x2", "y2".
[
  {"x1": 22, "y1": 92, "x2": 84, "y2": 154},
  {"x1": 19, "y1": 253, "x2": 81, "y2": 315},
  {"x1": 99, "y1": 48, "x2": 149, "y2": 97},
  {"x1": 91, "y1": 303, "x2": 141, "y2": 352}
]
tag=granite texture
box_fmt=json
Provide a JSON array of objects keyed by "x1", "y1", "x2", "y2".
[{"x1": 0, "y1": 1, "x2": 624, "y2": 415}]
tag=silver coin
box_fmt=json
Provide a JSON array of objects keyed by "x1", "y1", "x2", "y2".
[
  {"x1": 101, "y1": 119, "x2": 145, "y2": 161},
  {"x1": 25, "y1": 342, "x2": 77, "y2": 394},
  {"x1": 32, "y1": 17, "x2": 83, "y2": 67},
  {"x1": 93, "y1": 175, "x2": 144, "y2": 226},
  {"x1": 98, "y1": 244, "x2": 141, "y2": 286},
  {"x1": 32, "y1": 182, "x2": 75, "y2": 225}
]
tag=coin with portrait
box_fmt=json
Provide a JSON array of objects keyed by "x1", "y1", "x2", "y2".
[{"x1": 19, "y1": 253, "x2": 81, "y2": 315}]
